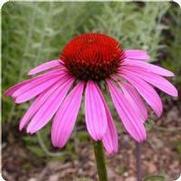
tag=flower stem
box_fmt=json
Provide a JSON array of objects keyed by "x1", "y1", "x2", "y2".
[
  {"x1": 93, "y1": 141, "x2": 108, "y2": 181},
  {"x1": 135, "y1": 142, "x2": 142, "y2": 181}
]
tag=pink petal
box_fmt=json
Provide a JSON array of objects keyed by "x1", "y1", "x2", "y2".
[
  {"x1": 121, "y1": 72, "x2": 163, "y2": 117},
  {"x1": 122, "y1": 59, "x2": 174, "y2": 77},
  {"x1": 99, "y1": 92, "x2": 118, "y2": 154},
  {"x1": 85, "y1": 81, "x2": 107, "y2": 141},
  {"x1": 19, "y1": 95, "x2": 43, "y2": 131},
  {"x1": 19, "y1": 78, "x2": 68, "y2": 130},
  {"x1": 102, "y1": 118, "x2": 118, "y2": 155},
  {"x1": 122, "y1": 68, "x2": 178, "y2": 97},
  {"x1": 5, "y1": 68, "x2": 64, "y2": 97},
  {"x1": 28, "y1": 59, "x2": 64, "y2": 75},
  {"x1": 107, "y1": 80, "x2": 146, "y2": 142},
  {"x1": 51, "y1": 82, "x2": 84, "y2": 148},
  {"x1": 26, "y1": 77, "x2": 74, "y2": 134},
  {"x1": 15, "y1": 77, "x2": 62, "y2": 104},
  {"x1": 124, "y1": 49, "x2": 150, "y2": 61},
  {"x1": 5, "y1": 80, "x2": 31, "y2": 96},
  {"x1": 12, "y1": 70, "x2": 65, "y2": 98},
  {"x1": 121, "y1": 82, "x2": 148, "y2": 122}
]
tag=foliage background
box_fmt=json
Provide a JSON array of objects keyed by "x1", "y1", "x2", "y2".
[{"x1": 2, "y1": 2, "x2": 181, "y2": 181}]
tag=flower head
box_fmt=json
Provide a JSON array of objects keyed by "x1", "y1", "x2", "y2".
[
  {"x1": 5, "y1": 33, "x2": 178, "y2": 155},
  {"x1": 61, "y1": 33, "x2": 124, "y2": 80}
]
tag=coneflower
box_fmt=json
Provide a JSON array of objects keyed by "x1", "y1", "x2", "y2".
[{"x1": 5, "y1": 33, "x2": 177, "y2": 180}]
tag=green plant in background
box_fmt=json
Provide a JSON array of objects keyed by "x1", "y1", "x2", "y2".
[
  {"x1": 90, "y1": 2, "x2": 169, "y2": 59},
  {"x1": 161, "y1": 6, "x2": 181, "y2": 86},
  {"x1": 2, "y1": 1, "x2": 180, "y2": 165}
]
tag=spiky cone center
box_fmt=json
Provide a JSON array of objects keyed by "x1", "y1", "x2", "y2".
[{"x1": 60, "y1": 33, "x2": 125, "y2": 81}]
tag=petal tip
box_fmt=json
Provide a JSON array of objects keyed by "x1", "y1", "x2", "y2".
[
  {"x1": 27, "y1": 71, "x2": 33, "y2": 76},
  {"x1": 90, "y1": 133, "x2": 104, "y2": 142},
  {"x1": 4, "y1": 91, "x2": 10, "y2": 97},
  {"x1": 172, "y1": 89, "x2": 178, "y2": 97},
  {"x1": 15, "y1": 98, "x2": 23, "y2": 104},
  {"x1": 19, "y1": 124, "x2": 24, "y2": 131},
  {"x1": 170, "y1": 72, "x2": 175, "y2": 77},
  {"x1": 134, "y1": 131, "x2": 147, "y2": 143},
  {"x1": 51, "y1": 138, "x2": 65, "y2": 149},
  {"x1": 26, "y1": 124, "x2": 37, "y2": 134}
]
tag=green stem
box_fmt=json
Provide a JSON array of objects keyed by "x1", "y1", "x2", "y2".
[{"x1": 93, "y1": 141, "x2": 108, "y2": 181}]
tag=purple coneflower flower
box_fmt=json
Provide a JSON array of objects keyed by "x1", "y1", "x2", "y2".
[{"x1": 5, "y1": 33, "x2": 177, "y2": 155}]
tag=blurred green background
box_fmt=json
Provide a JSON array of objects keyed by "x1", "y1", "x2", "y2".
[{"x1": 2, "y1": 2, "x2": 181, "y2": 181}]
